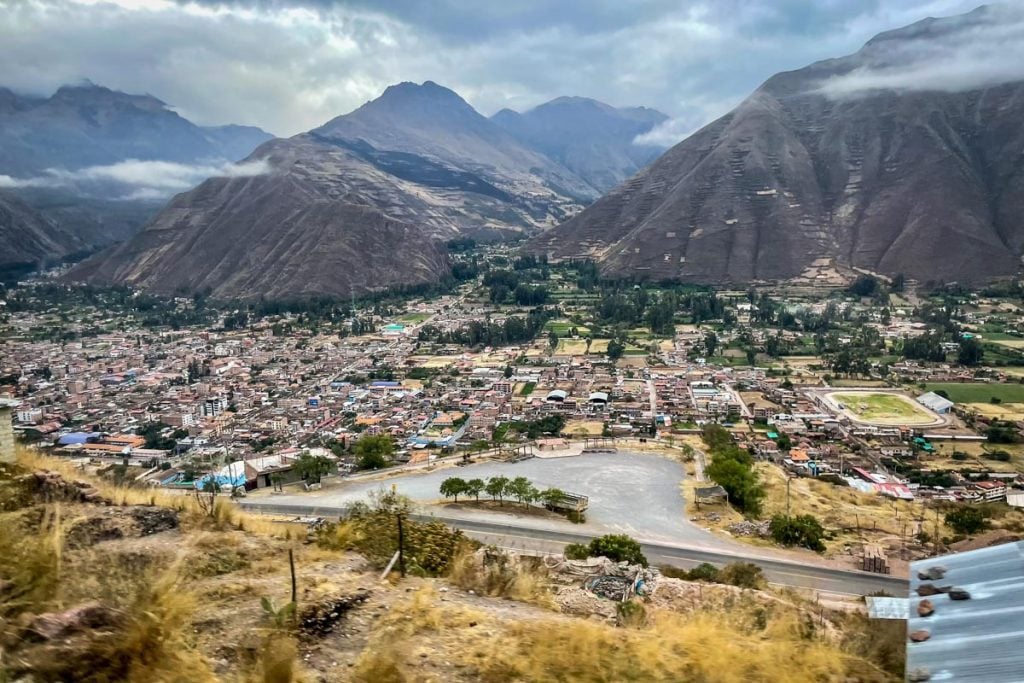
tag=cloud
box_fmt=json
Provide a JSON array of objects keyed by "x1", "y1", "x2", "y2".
[
  {"x1": 816, "y1": 4, "x2": 1024, "y2": 96},
  {"x1": 0, "y1": 158, "x2": 271, "y2": 198},
  {"x1": 0, "y1": 0, "x2": 989, "y2": 137},
  {"x1": 632, "y1": 116, "x2": 705, "y2": 147}
]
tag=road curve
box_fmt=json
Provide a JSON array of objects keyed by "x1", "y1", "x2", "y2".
[{"x1": 237, "y1": 500, "x2": 908, "y2": 596}]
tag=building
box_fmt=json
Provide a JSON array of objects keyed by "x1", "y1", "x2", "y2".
[
  {"x1": 917, "y1": 391, "x2": 954, "y2": 414},
  {"x1": 0, "y1": 399, "x2": 18, "y2": 463}
]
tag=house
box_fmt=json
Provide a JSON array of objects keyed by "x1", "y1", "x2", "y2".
[{"x1": 970, "y1": 480, "x2": 1007, "y2": 502}]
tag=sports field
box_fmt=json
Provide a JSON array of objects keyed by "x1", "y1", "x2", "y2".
[
  {"x1": 923, "y1": 382, "x2": 1024, "y2": 404},
  {"x1": 829, "y1": 391, "x2": 938, "y2": 425}
]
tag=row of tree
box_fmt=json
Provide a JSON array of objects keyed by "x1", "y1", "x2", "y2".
[{"x1": 439, "y1": 475, "x2": 566, "y2": 509}]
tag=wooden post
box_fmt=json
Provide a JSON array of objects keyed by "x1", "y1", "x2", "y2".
[
  {"x1": 289, "y1": 548, "x2": 297, "y2": 605},
  {"x1": 397, "y1": 513, "x2": 406, "y2": 578}
]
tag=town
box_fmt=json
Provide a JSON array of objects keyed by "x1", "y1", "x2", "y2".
[{"x1": 3, "y1": 250, "x2": 1024, "y2": 581}]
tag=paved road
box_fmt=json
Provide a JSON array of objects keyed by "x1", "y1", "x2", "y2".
[
  {"x1": 237, "y1": 499, "x2": 905, "y2": 593},
  {"x1": 239, "y1": 499, "x2": 907, "y2": 595}
]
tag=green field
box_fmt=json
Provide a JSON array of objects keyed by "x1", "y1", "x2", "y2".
[
  {"x1": 923, "y1": 383, "x2": 1024, "y2": 404},
  {"x1": 830, "y1": 392, "x2": 935, "y2": 424}
]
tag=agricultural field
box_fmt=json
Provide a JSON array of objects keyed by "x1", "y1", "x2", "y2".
[
  {"x1": 829, "y1": 392, "x2": 937, "y2": 425},
  {"x1": 963, "y1": 402, "x2": 1024, "y2": 422},
  {"x1": 923, "y1": 382, "x2": 1024, "y2": 404}
]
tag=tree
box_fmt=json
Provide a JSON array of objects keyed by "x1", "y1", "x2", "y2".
[
  {"x1": 548, "y1": 330, "x2": 559, "y2": 349},
  {"x1": 944, "y1": 506, "x2": 990, "y2": 535},
  {"x1": 465, "y1": 478, "x2": 485, "y2": 501},
  {"x1": 705, "y1": 448, "x2": 765, "y2": 517},
  {"x1": 355, "y1": 435, "x2": 394, "y2": 470},
  {"x1": 294, "y1": 453, "x2": 333, "y2": 483},
  {"x1": 485, "y1": 476, "x2": 509, "y2": 504},
  {"x1": 586, "y1": 534, "x2": 648, "y2": 567},
  {"x1": 538, "y1": 487, "x2": 566, "y2": 508},
  {"x1": 957, "y1": 337, "x2": 984, "y2": 366},
  {"x1": 704, "y1": 331, "x2": 718, "y2": 357},
  {"x1": 606, "y1": 338, "x2": 625, "y2": 360},
  {"x1": 439, "y1": 477, "x2": 469, "y2": 503},
  {"x1": 769, "y1": 514, "x2": 826, "y2": 552},
  {"x1": 508, "y1": 476, "x2": 535, "y2": 506}
]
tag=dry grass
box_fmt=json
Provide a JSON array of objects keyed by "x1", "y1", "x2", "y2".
[
  {"x1": 353, "y1": 586, "x2": 894, "y2": 682},
  {"x1": 15, "y1": 449, "x2": 296, "y2": 538},
  {"x1": 757, "y1": 463, "x2": 926, "y2": 552},
  {"x1": 446, "y1": 546, "x2": 556, "y2": 609}
]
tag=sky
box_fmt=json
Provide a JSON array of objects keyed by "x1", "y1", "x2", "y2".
[{"x1": 0, "y1": 0, "x2": 1004, "y2": 140}]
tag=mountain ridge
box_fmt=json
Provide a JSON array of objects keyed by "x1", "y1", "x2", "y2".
[{"x1": 530, "y1": 5, "x2": 1024, "y2": 286}]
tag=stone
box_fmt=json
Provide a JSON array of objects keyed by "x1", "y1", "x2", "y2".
[
  {"x1": 908, "y1": 667, "x2": 932, "y2": 682},
  {"x1": 909, "y1": 630, "x2": 931, "y2": 642},
  {"x1": 917, "y1": 599, "x2": 935, "y2": 617},
  {"x1": 916, "y1": 584, "x2": 941, "y2": 596},
  {"x1": 23, "y1": 602, "x2": 120, "y2": 642},
  {"x1": 917, "y1": 565, "x2": 947, "y2": 581},
  {"x1": 948, "y1": 588, "x2": 971, "y2": 601}
]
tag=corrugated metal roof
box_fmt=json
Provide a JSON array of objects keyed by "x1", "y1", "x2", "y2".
[{"x1": 907, "y1": 542, "x2": 1024, "y2": 681}]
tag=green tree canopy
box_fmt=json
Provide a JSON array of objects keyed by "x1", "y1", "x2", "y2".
[{"x1": 355, "y1": 435, "x2": 395, "y2": 470}]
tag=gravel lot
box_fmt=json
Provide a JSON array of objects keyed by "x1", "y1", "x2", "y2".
[{"x1": 258, "y1": 451, "x2": 728, "y2": 547}]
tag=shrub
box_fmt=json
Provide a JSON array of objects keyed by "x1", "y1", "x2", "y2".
[
  {"x1": 951, "y1": 451, "x2": 969, "y2": 461},
  {"x1": 944, "y1": 506, "x2": 990, "y2": 535},
  {"x1": 984, "y1": 450, "x2": 1011, "y2": 462},
  {"x1": 586, "y1": 534, "x2": 648, "y2": 567},
  {"x1": 718, "y1": 562, "x2": 766, "y2": 589},
  {"x1": 681, "y1": 562, "x2": 721, "y2": 583},
  {"x1": 563, "y1": 543, "x2": 590, "y2": 560},
  {"x1": 768, "y1": 514, "x2": 827, "y2": 552}
]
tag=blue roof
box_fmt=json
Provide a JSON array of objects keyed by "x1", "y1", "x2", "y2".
[
  {"x1": 57, "y1": 432, "x2": 102, "y2": 445},
  {"x1": 371, "y1": 381, "x2": 401, "y2": 387}
]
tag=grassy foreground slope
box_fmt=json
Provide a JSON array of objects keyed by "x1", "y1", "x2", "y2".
[{"x1": 0, "y1": 450, "x2": 901, "y2": 683}]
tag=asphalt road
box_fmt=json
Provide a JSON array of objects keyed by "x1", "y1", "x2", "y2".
[{"x1": 238, "y1": 500, "x2": 909, "y2": 596}]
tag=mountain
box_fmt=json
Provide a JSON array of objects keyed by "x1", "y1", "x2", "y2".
[
  {"x1": 0, "y1": 190, "x2": 83, "y2": 279},
  {"x1": 531, "y1": 5, "x2": 1024, "y2": 286},
  {"x1": 0, "y1": 82, "x2": 274, "y2": 176},
  {"x1": 492, "y1": 96, "x2": 668, "y2": 193},
  {"x1": 67, "y1": 168, "x2": 450, "y2": 301},
  {"x1": 0, "y1": 82, "x2": 274, "y2": 263},
  {"x1": 69, "y1": 81, "x2": 607, "y2": 299}
]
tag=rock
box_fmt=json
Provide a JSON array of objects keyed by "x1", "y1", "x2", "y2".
[
  {"x1": 23, "y1": 602, "x2": 120, "y2": 642},
  {"x1": 948, "y1": 587, "x2": 971, "y2": 601},
  {"x1": 130, "y1": 506, "x2": 179, "y2": 535},
  {"x1": 909, "y1": 630, "x2": 931, "y2": 642},
  {"x1": 917, "y1": 565, "x2": 947, "y2": 581},
  {"x1": 917, "y1": 599, "x2": 935, "y2": 617},
  {"x1": 916, "y1": 584, "x2": 941, "y2": 596},
  {"x1": 908, "y1": 667, "x2": 932, "y2": 682},
  {"x1": 299, "y1": 590, "x2": 371, "y2": 637}
]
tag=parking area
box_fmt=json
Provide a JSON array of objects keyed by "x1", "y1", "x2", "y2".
[{"x1": 258, "y1": 451, "x2": 723, "y2": 546}]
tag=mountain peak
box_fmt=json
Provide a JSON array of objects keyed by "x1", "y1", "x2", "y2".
[
  {"x1": 375, "y1": 80, "x2": 469, "y2": 106},
  {"x1": 52, "y1": 82, "x2": 167, "y2": 110}
]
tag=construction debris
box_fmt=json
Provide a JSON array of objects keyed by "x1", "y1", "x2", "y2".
[{"x1": 726, "y1": 520, "x2": 770, "y2": 537}]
